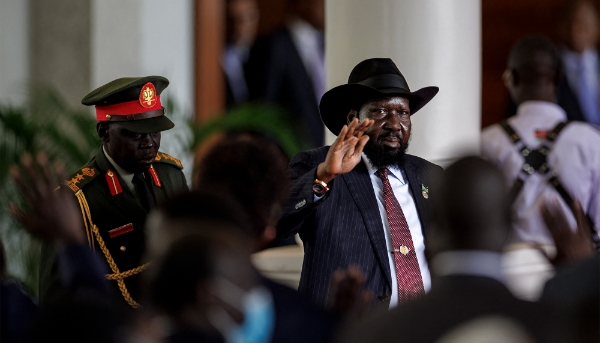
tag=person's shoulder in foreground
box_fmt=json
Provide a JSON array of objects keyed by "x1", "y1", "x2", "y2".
[{"x1": 337, "y1": 157, "x2": 550, "y2": 343}]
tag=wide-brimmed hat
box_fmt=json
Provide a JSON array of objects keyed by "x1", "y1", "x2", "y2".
[
  {"x1": 82, "y1": 76, "x2": 174, "y2": 134},
  {"x1": 319, "y1": 58, "x2": 439, "y2": 134}
]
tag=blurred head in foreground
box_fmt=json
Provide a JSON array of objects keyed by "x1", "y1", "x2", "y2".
[
  {"x1": 146, "y1": 191, "x2": 274, "y2": 342},
  {"x1": 194, "y1": 132, "x2": 290, "y2": 251},
  {"x1": 427, "y1": 156, "x2": 512, "y2": 256}
]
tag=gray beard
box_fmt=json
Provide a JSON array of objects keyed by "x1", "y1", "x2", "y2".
[{"x1": 363, "y1": 133, "x2": 410, "y2": 169}]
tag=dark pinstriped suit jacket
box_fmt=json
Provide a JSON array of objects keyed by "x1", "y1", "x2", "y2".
[{"x1": 277, "y1": 146, "x2": 443, "y2": 308}]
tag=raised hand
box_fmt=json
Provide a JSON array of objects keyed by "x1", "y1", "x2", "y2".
[
  {"x1": 540, "y1": 199, "x2": 594, "y2": 267},
  {"x1": 9, "y1": 153, "x2": 85, "y2": 245},
  {"x1": 328, "y1": 265, "x2": 374, "y2": 318},
  {"x1": 316, "y1": 118, "x2": 374, "y2": 183}
]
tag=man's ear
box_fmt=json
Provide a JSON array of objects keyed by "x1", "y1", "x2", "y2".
[
  {"x1": 502, "y1": 69, "x2": 513, "y2": 89},
  {"x1": 347, "y1": 109, "x2": 358, "y2": 124},
  {"x1": 97, "y1": 123, "x2": 110, "y2": 143}
]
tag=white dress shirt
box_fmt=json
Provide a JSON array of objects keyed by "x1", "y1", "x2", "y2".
[
  {"x1": 481, "y1": 101, "x2": 600, "y2": 245},
  {"x1": 362, "y1": 154, "x2": 431, "y2": 308}
]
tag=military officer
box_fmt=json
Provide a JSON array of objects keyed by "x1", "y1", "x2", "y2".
[{"x1": 39, "y1": 76, "x2": 189, "y2": 308}]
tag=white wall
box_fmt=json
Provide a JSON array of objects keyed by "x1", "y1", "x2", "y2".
[
  {"x1": 91, "y1": 0, "x2": 193, "y2": 113},
  {"x1": 0, "y1": 0, "x2": 29, "y2": 106},
  {"x1": 326, "y1": 0, "x2": 481, "y2": 165}
]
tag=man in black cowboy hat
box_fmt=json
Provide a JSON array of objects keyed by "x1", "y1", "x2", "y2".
[
  {"x1": 38, "y1": 76, "x2": 189, "y2": 308},
  {"x1": 278, "y1": 58, "x2": 443, "y2": 309}
]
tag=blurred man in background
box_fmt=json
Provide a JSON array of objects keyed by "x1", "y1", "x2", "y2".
[
  {"x1": 223, "y1": 0, "x2": 259, "y2": 108},
  {"x1": 557, "y1": 0, "x2": 600, "y2": 125},
  {"x1": 246, "y1": 0, "x2": 326, "y2": 148},
  {"x1": 482, "y1": 35, "x2": 600, "y2": 249}
]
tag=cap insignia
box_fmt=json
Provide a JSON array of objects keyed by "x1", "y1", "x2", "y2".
[{"x1": 139, "y1": 82, "x2": 157, "y2": 108}]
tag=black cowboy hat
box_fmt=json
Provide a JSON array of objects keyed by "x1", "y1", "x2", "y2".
[{"x1": 319, "y1": 58, "x2": 439, "y2": 134}]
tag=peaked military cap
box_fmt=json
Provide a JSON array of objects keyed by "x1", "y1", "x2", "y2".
[
  {"x1": 319, "y1": 58, "x2": 439, "y2": 135},
  {"x1": 82, "y1": 76, "x2": 174, "y2": 134}
]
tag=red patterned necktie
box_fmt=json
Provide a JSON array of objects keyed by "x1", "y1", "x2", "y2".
[{"x1": 376, "y1": 167, "x2": 425, "y2": 302}]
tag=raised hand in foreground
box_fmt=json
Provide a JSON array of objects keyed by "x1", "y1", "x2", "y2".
[
  {"x1": 328, "y1": 265, "x2": 374, "y2": 318},
  {"x1": 540, "y1": 199, "x2": 595, "y2": 267},
  {"x1": 9, "y1": 153, "x2": 84, "y2": 246}
]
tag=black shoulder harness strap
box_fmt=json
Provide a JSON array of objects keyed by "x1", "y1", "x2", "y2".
[{"x1": 500, "y1": 120, "x2": 599, "y2": 251}]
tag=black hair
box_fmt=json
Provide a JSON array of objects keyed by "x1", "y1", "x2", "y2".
[
  {"x1": 508, "y1": 35, "x2": 561, "y2": 85},
  {"x1": 195, "y1": 132, "x2": 290, "y2": 239},
  {"x1": 149, "y1": 236, "x2": 214, "y2": 316},
  {"x1": 430, "y1": 156, "x2": 512, "y2": 251},
  {"x1": 159, "y1": 190, "x2": 251, "y2": 235}
]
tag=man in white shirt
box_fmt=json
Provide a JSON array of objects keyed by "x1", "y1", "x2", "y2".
[
  {"x1": 278, "y1": 58, "x2": 442, "y2": 309},
  {"x1": 481, "y1": 35, "x2": 600, "y2": 248}
]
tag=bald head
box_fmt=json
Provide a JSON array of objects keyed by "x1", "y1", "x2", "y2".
[
  {"x1": 428, "y1": 157, "x2": 512, "y2": 254},
  {"x1": 505, "y1": 35, "x2": 561, "y2": 105},
  {"x1": 508, "y1": 35, "x2": 560, "y2": 85}
]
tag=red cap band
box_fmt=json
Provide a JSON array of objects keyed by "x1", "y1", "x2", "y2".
[{"x1": 95, "y1": 95, "x2": 162, "y2": 122}]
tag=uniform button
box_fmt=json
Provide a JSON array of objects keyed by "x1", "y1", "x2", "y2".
[{"x1": 120, "y1": 246, "x2": 126, "y2": 252}]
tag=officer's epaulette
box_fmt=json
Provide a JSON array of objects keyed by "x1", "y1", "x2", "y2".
[
  {"x1": 63, "y1": 166, "x2": 99, "y2": 192},
  {"x1": 154, "y1": 151, "x2": 184, "y2": 170}
]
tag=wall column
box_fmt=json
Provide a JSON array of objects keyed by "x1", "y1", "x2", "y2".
[{"x1": 325, "y1": 0, "x2": 482, "y2": 165}]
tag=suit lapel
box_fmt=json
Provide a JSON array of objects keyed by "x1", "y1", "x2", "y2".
[
  {"x1": 342, "y1": 162, "x2": 392, "y2": 288},
  {"x1": 403, "y1": 157, "x2": 429, "y2": 236}
]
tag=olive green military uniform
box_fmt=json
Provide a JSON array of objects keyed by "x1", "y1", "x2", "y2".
[
  {"x1": 39, "y1": 76, "x2": 187, "y2": 307},
  {"x1": 39, "y1": 149, "x2": 187, "y2": 307}
]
